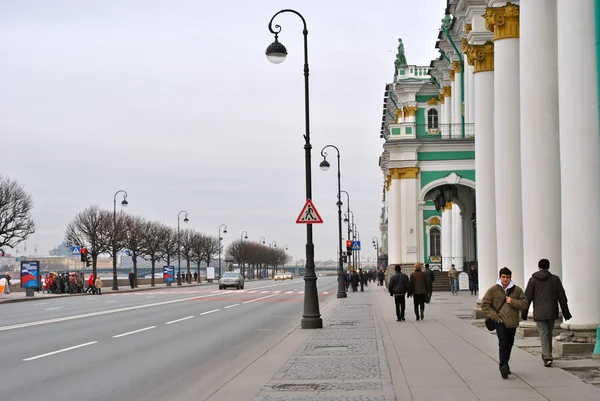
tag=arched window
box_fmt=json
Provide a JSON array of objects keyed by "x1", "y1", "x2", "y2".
[
  {"x1": 429, "y1": 227, "x2": 441, "y2": 256},
  {"x1": 428, "y1": 109, "x2": 439, "y2": 129}
]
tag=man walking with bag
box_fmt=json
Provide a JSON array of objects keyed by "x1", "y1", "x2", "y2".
[
  {"x1": 522, "y1": 258, "x2": 572, "y2": 367},
  {"x1": 388, "y1": 265, "x2": 409, "y2": 321},
  {"x1": 481, "y1": 267, "x2": 527, "y2": 379}
]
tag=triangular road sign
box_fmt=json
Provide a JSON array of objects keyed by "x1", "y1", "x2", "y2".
[{"x1": 296, "y1": 199, "x2": 323, "y2": 224}]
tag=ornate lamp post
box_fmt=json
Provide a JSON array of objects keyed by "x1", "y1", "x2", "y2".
[
  {"x1": 218, "y1": 224, "x2": 227, "y2": 277},
  {"x1": 112, "y1": 190, "x2": 128, "y2": 290},
  {"x1": 260, "y1": 237, "x2": 266, "y2": 245},
  {"x1": 320, "y1": 145, "x2": 346, "y2": 299},
  {"x1": 177, "y1": 210, "x2": 189, "y2": 286},
  {"x1": 372, "y1": 237, "x2": 380, "y2": 270},
  {"x1": 266, "y1": 9, "x2": 322, "y2": 328},
  {"x1": 240, "y1": 230, "x2": 248, "y2": 277}
]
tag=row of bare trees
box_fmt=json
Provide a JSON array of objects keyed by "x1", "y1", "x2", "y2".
[
  {"x1": 65, "y1": 206, "x2": 220, "y2": 286},
  {"x1": 0, "y1": 176, "x2": 35, "y2": 256},
  {"x1": 226, "y1": 239, "x2": 289, "y2": 279}
]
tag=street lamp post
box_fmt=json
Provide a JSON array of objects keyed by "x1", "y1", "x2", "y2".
[
  {"x1": 372, "y1": 237, "x2": 379, "y2": 270},
  {"x1": 112, "y1": 190, "x2": 128, "y2": 290},
  {"x1": 240, "y1": 230, "x2": 248, "y2": 277},
  {"x1": 218, "y1": 224, "x2": 227, "y2": 277},
  {"x1": 260, "y1": 237, "x2": 266, "y2": 245},
  {"x1": 177, "y1": 210, "x2": 189, "y2": 286},
  {"x1": 351, "y1": 223, "x2": 359, "y2": 270},
  {"x1": 320, "y1": 145, "x2": 347, "y2": 299},
  {"x1": 344, "y1": 209, "x2": 354, "y2": 269},
  {"x1": 266, "y1": 9, "x2": 322, "y2": 329}
]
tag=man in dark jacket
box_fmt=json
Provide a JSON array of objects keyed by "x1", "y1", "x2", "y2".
[
  {"x1": 408, "y1": 263, "x2": 430, "y2": 321},
  {"x1": 388, "y1": 265, "x2": 409, "y2": 321},
  {"x1": 522, "y1": 259, "x2": 571, "y2": 367},
  {"x1": 128, "y1": 270, "x2": 136, "y2": 289},
  {"x1": 424, "y1": 263, "x2": 435, "y2": 303}
]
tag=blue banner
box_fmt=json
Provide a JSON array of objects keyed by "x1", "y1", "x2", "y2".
[
  {"x1": 20, "y1": 261, "x2": 40, "y2": 288},
  {"x1": 163, "y1": 266, "x2": 175, "y2": 283}
]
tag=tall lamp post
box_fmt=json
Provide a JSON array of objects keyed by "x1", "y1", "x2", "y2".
[
  {"x1": 372, "y1": 237, "x2": 379, "y2": 270},
  {"x1": 344, "y1": 209, "x2": 354, "y2": 269},
  {"x1": 112, "y1": 190, "x2": 128, "y2": 290},
  {"x1": 320, "y1": 145, "x2": 347, "y2": 299},
  {"x1": 177, "y1": 210, "x2": 189, "y2": 286},
  {"x1": 240, "y1": 230, "x2": 248, "y2": 277},
  {"x1": 266, "y1": 9, "x2": 322, "y2": 329},
  {"x1": 218, "y1": 224, "x2": 227, "y2": 277}
]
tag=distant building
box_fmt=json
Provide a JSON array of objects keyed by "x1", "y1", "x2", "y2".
[{"x1": 49, "y1": 241, "x2": 72, "y2": 257}]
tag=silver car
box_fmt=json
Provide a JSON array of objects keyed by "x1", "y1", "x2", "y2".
[{"x1": 219, "y1": 272, "x2": 244, "y2": 290}]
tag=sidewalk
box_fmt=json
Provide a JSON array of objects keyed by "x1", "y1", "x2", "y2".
[
  {"x1": 209, "y1": 284, "x2": 600, "y2": 401},
  {"x1": 0, "y1": 281, "x2": 217, "y2": 304}
]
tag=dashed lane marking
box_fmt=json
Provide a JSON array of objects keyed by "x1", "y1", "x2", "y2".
[
  {"x1": 165, "y1": 316, "x2": 194, "y2": 325},
  {"x1": 242, "y1": 294, "x2": 277, "y2": 304},
  {"x1": 24, "y1": 341, "x2": 98, "y2": 361},
  {"x1": 200, "y1": 309, "x2": 220, "y2": 316},
  {"x1": 113, "y1": 326, "x2": 156, "y2": 338},
  {"x1": 44, "y1": 307, "x2": 63, "y2": 311},
  {"x1": 224, "y1": 304, "x2": 239, "y2": 309}
]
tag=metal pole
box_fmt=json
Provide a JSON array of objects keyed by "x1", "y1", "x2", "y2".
[
  {"x1": 177, "y1": 215, "x2": 181, "y2": 286},
  {"x1": 112, "y1": 190, "x2": 127, "y2": 291}
]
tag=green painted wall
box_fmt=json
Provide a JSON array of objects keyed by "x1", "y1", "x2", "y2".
[
  {"x1": 418, "y1": 151, "x2": 475, "y2": 161},
  {"x1": 416, "y1": 108, "x2": 426, "y2": 136},
  {"x1": 420, "y1": 170, "x2": 476, "y2": 188},
  {"x1": 391, "y1": 127, "x2": 401, "y2": 135},
  {"x1": 416, "y1": 95, "x2": 438, "y2": 103}
]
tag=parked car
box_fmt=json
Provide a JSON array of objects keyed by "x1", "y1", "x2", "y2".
[
  {"x1": 219, "y1": 272, "x2": 244, "y2": 290},
  {"x1": 274, "y1": 273, "x2": 286, "y2": 281},
  {"x1": 284, "y1": 272, "x2": 294, "y2": 280}
]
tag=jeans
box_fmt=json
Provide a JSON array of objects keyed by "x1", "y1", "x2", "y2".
[
  {"x1": 393, "y1": 294, "x2": 406, "y2": 320},
  {"x1": 495, "y1": 322, "x2": 516, "y2": 368},
  {"x1": 536, "y1": 319, "x2": 556, "y2": 362},
  {"x1": 413, "y1": 294, "x2": 426, "y2": 318},
  {"x1": 450, "y1": 278, "x2": 458, "y2": 294},
  {"x1": 470, "y1": 280, "x2": 478, "y2": 294}
]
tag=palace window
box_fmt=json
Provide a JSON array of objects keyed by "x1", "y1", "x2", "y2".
[
  {"x1": 429, "y1": 226, "x2": 441, "y2": 256},
  {"x1": 427, "y1": 109, "x2": 439, "y2": 129}
]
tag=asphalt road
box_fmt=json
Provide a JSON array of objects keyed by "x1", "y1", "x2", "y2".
[{"x1": 0, "y1": 276, "x2": 339, "y2": 401}]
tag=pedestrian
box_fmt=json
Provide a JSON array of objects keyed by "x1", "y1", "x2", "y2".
[
  {"x1": 388, "y1": 265, "x2": 409, "y2": 321},
  {"x1": 4, "y1": 272, "x2": 11, "y2": 294},
  {"x1": 481, "y1": 267, "x2": 527, "y2": 379},
  {"x1": 87, "y1": 273, "x2": 95, "y2": 294},
  {"x1": 448, "y1": 264, "x2": 459, "y2": 295},
  {"x1": 95, "y1": 274, "x2": 103, "y2": 295},
  {"x1": 350, "y1": 270, "x2": 359, "y2": 293},
  {"x1": 469, "y1": 264, "x2": 479, "y2": 296},
  {"x1": 128, "y1": 270, "x2": 135, "y2": 289},
  {"x1": 377, "y1": 269, "x2": 385, "y2": 287},
  {"x1": 358, "y1": 269, "x2": 365, "y2": 292},
  {"x1": 345, "y1": 270, "x2": 350, "y2": 291},
  {"x1": 424, "y1": 263, "x2": 435, "y2": 303},
  {"x1": 194, "y1": 271, "x2": 198, "y2": 282},
  {"x1": 522, "y1": 259, "x2": 572, "y2": 367},
  {"x1": 408, "y1": 263, "x2": 430, "y2": 321}
]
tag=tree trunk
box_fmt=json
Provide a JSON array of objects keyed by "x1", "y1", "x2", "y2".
[
  {"x1": 133, "y1": 255, "x2": 139, "y2": 288},
  {"x1": 196, "y1": 259, "x2": 202, "y2": 283},
  {"x1": 186, "y1": 259, "x2": 191, "y2": 284},
  {"x1": 151, "y1": 257, "x2": 155, "y2": 287},
  {"x1": 92, "y1": 254, "x2": 98, "y2": 278}
]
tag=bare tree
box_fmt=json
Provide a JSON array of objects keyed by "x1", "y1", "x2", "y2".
[
  {"x1": 179, "y1": 228, "x2": 194, "y2": 284},
  {"x1": 190, "y1": 232, "x2": 205, "y2": 283},
  {"x1": 100, "y1": 209, "x2": 127, "y2": 290},
  {"x1": 0, "y1": 176, "x2": 35, "y2": 253},
  {"x1": 226, "y1": 239, "x2": 251, "y2": 276},
  {"x1": 65, "y1": 206, "x2": 110, "y2": 277},
  {"x1": 200, "y1": 235, "x2": 220, "y2": 281},
  {"x1": 140, "y1": 221, "x2": 165, "y2": 287},
  {"x1": 159, "y1": 226, "x2": 177, "y2": 276},
  {"x1": 123, "y1": 215, "x2": 146, "y2": 287}
]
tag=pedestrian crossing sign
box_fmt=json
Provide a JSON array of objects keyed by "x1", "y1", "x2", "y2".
[
  {"x1": 296, "y1": 199, "x2": 323, "y2": 224},
  {"x1": 352, "y1": 241, "x2": 361, "y2": 250}
]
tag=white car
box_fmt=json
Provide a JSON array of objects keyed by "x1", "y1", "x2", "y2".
[{"x1": 218, "y1": 272, "x2": 244, "y2": 290}]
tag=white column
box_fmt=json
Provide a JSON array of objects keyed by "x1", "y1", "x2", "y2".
[
  {"x1": 452, "y1": 64, "x2": 462, "y2": 138},
  {"x1": 472, "y1": 42, "x2": 497, "y2": 294},
  {"x1": 441, "y1": 203, "x2": 453, "y2": 270},
  {"x1": 520, "y1": 0, "x2": 562, "y2": 283},
  {"x1": 468, "y1": 63, "x2": 475, "y2": 128},
  {"x1": 488, "y1": 5, "x2": 524, "y2": 286},
  {"x1": 463, "y1": 55, "x2": 470, "y2": 124},
  {"x1": 387, "y1": 176, "x2": 402, "y2": 265},
  {"x1": 400, "y1": 174, "x2": 419, "y2": 263},
  {"x1": 557, "y1": 0, "x2": 600, "y2": 329},
  {"x1": 442, "y1": 86, "x2": 452, "y2": 138},
  {"x1": 452, "y1": 203, "x2": 464, "y2": 270}
]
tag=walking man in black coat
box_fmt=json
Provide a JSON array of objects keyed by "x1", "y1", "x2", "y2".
[
  {"x1": 424, "y1": 263, "x2": 435, "y2": 303},
  {"x1": 388, "y1": 265, "x2": 409, "y2": 321},
  {"x1": 128, "y1": 270, "x2": 136, "y2": 289},
  {"x1": 522, "y1": 258, "x2": 572, "y2": 367}
]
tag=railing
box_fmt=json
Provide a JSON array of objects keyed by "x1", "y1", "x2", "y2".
[{"x1": 415, "y1": 123, "x2": 475, "y2": 139}]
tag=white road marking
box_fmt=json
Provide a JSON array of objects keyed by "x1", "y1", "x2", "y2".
[
  {"x1": 299, "y1": 291, "x2": 304, "y2": 294},
  {"x1": 323, "y1": 292, "x2": 329, "y2": 294},
  {"x1": 23, "y1": 341, "x2": 98, "y2": 361},
  {"x1": 113, "y1": 326, "x2": 156, "y2": 338},
  {"x1": 285, "y1": 291, "x2": 294, "y2": 294},
  {"x1": 200, "y1": 309, "x2": 220, "y2": 316},
  {"x1": 248, "y1": 290, "x2": 257, "y2": 293},
  {"x1": 243, "y1": 294, "x2": 277, "y2": 304},
  {"x1": 210, "y1": 290, "x2": 221, "y2": 293},
  {"x1": 260, "y1": 291, "x2": 269, "y2": 294},
  {"x1": 145, "y1": 296, "x2": 154, "y2": 298},
  {"x1": 224, "y1": 304, "x2": 239, "y2": 309},
  {"x1": 105, "y1": 301, "x2": 118, "y2": 303},
  {"x1": 44, "y1": 307, "x2": 63, "y2": 311},
  {"x1": 33, "y1": 302, "x2": 49, "y2": 306},
  {"x1": 165, "y1": 316, "x2": 194, "y2": 325},
  {"x1": 273, "y1": 291, "x2": 281, "y2": 293}
]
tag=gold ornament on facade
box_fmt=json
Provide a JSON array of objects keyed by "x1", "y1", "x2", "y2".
[
  {"x1": 465, "y1": 23, "x2": 472, "y2": 34},
  {"x1": 404, "y1": 106, "x2": 418, "y2": 117},
  {"x1": 426, "y1": 97, "x2": 440, "y2": 105},
  {"x1": 430, "y1": 217, "x2": 440, "y2": 226},
  {"x1": 442, "y1": 85, "x2": 452, "y2": 97},
  {"x1": 394, "y1": 108, "x2": 403, "y2": 123},
  {"x1": 467, "y1": 41, "x2": 494, "y2": 73},
  {"x1": 452, "y1": 60, "x2": 461, "y2": 73},
  {"x1": 439, "y1": 93, "x2": 445, "y2": 104},
  {"x1": 449, "y1": 69, "x2": 455, "y2": 81},
  {"x1": 389, "y1": 167, "x2": 420, "y2": 180},
  {"x1": 461, "y1": 38, "x2": 469, "y2": 53},
  {"x1": 483, "y1": 2, "x2": 519, "y2": 40}
]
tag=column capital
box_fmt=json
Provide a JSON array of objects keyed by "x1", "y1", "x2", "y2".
[
  {"x1": 449, "y1": 69, "x2": 456, "y2": 81},
  {"x1": 404, "y1": 106, "x2": 418, "y2": 117},
  {"x1": 465, "y1": 23, "x2": 472, "y2": 34},
  {"x1": 452, "y1": 60, "x2": 461, "y2": 73},
  {"x1": 439, "y1": 93, "x2": 445, "y2": 104},
  {"x1": 389, "y1": 167, "x2": 420, "y2": 180},
  {"x1": 461, "y1": 38, "x2": 469, "y2": 53},
  {"x1": 483, "y1": 2, "x2": 519, "y2": 40},
  {"x1": 466, "y1": 41, "x2": 494, "y2": 73},
  {"x1": 426, "y1": 97, "x2": 440, "y2": 105},
  {"x1": 394, "y1": 108, "x2": 403, "y2": 123},
  {"x1": 442, "y1": 85, "x2": 452, "y2": 97}
]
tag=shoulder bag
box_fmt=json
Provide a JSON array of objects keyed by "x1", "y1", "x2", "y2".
[{"x1": 485, "y1": 296, "x2": 507, "y2": 331}]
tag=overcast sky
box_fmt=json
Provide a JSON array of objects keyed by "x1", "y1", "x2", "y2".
[{"x1": 1, "y1": 0, "x2": 446, "y2": 262}]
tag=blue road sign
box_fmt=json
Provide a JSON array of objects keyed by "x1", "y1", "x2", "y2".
[
  {"x1": 352, "y1": 241, "x2": 361, "y2": 251},
  {"x1": 71, "y1": 246, "x2": 81, "y2": 255}
]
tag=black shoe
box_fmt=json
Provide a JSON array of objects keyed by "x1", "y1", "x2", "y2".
[
  {"x1": 416, "y1": 316, "x2": 420, "y2": 321},
  {"x1": 421, "y1": 313, "x2": 424, "y2": 320},
  {"x1": 401, "y1": 317, "x2": 405, "y2": 321},
  {"x1": 500, "y1": 365, "x2": 509, "y2": 379},
  {"x1": 544, "y1": 360, "x2": 553, "y2": 367},
  {"x1": 507, "y1": 366, "x2": 512, "y2": 375},
  {"x1": 397, "y1": 319, "x2": 401, "y2": 322}
]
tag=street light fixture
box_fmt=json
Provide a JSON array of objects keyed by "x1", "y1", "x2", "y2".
[
  {"x1": 344, "y1": 208, "x2": 354, "y2": 269},
  {"x1": 218, "y1": 224, "x2": 227, "y2": 277},
  {"x1": 320, "y1": 145, "x2": 346, "y2": 299},
  {"x1": 271, "y1": 240, "x2": 277, "y2": 248},
  {"x1": 112, "y1": 190, "x2": 128, "y2": 290},
  {"x1": 260, "y1": 237, "x2": 266, "y2": 245},
  {"x1": 177, "y1": 210, "x2": 189, "y2": 286},
  {"x1": 372, "y1": 237, "x2": 379, "y2": 270},
  {"x1": 266, "y1": 9, "x2": 322, "y2": 329},
  {"x1": 240, "y1": 230, "x2": 248, "y2": 277}
]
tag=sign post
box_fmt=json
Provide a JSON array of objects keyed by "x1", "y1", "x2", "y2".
[
  {"x1": 163, "y1": 266, "x2": 175, "y2": 286},
  {"x1": 20, "y1": 261, "x2": 40, "y2": 297}
]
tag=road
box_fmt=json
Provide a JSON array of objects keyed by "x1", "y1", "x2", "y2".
[{"x1": 0, "y1": 276, "x2": 338, "y2": 401}]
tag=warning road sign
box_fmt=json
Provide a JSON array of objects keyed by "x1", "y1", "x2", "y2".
[{"x1": 296, "y1": 199, "x2": 323, "y2": 224}]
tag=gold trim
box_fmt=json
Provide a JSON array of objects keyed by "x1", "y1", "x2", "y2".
[
  {"x1": 439, "y1": 93, "x2": 445, "y2": 104},
  {"x1": 465, "y1": 23, "x2": 472, "y2": 34},
  {"x1": 452, "y1": 60, "x2": 461, "y2": 73},
  {"x1": 385, "y1": 175, "x2": 392, "y2": 191},
  {"x1": 466, "y1": 41, "x2": 494, "y2": 73},
  {"x1": 394, "y1": 108, "x2": 403, "y2": 123},
  {"x1": 461, "y1": 38, "x2": 468, "y2": 53},
  {"x1": 426, "y1": 97, "x2": 439, "y2": 105},
  {"x1": 442, "y1": 85, "x2": 452, "y2": 97},
  {"x1": 404, "y1": 106, "x2": 418, "y2": 117},
  {"x1": 445, "y1": 202, "x2": 453, "y2": 209},
  {"x1": 449, "y1": 69, "x2": 455, "y2": 81},
  {"x1": 389, "y1": 167, "x2": 420, "y2": 180},
  {"x1": 430, "y1": 216, "x2": 440, "y2": 225},
  {"x1": 483, "y1": 2, "x2": 520, "y2": 41}
]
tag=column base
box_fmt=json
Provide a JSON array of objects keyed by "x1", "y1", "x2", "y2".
[
  {"x1": 554, "y1": 325, "x2": 598, "y2": 357},
  {"x1": 301, "y1": 317, "x2": 323, "y2": 329},
  {"x1": 472, "y1": 299, "x2": 486, "y2": 319}
]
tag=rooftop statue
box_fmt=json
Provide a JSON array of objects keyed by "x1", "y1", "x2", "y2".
[{"x1": 394, "y1": 38, "x2": 407, "y2": 71}]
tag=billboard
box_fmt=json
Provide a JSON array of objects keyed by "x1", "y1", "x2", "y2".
[
  {"x1": 20, "y1": 261, "x2": 40, "y2": 288},
  {"x1": 163, "y1": 266, "x2": 174, "y2": 283}
]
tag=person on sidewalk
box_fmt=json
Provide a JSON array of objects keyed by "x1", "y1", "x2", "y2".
[
  {"x1": 424, "y1": 263, "x2": 435, "y2": 303},
  {"x1": 377, "y1": 269, "x2": 385, "y2": 287},
  {"x1": 408, "y1": 263, "x2": 430, "y2": 321},
  {"x1": 469, "y1": 264, "x2": 479, "y2": 296},
  {"x1": 448, "y1": 264, "x2": 459, "y2": 295},
  {"x1": 350, "y1": 270, "x2": 359, "y2": 293},
  {"x1": 128, "y1": 270, "x2": 136, "y2": 289},
  {"x1": 388, "y1": 265, "x2": 409, "y2": 321},
  {"x1": 522, "y1": 258, "x2": 572, "y2": 368},
  {"x1": 481, "y1": 267, "x2": 527, "y2": 379},
  {"x1": 87, "y1": 273, "x2": 96, "y2": 294},
  {"x1": 95, "y1": 274, "x2": 103, "y2": 295},
  {"x1": 358, "y1": 269, "x2": 365, "y2": 292}
]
